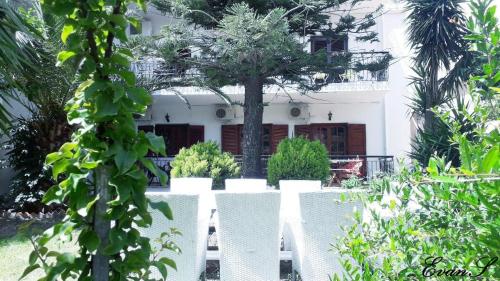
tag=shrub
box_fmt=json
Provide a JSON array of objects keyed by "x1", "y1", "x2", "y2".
[
  {"x1": 0, "y1": 109, "x2": 71, "y2": 212},
  {"x1": 170, "y1": 141, "x2": 240, "y2": 189},
  {"x1": 340, "y1": 175, "x2": 363, "y2": 189},
  {"x1": 267, "y1": 137, "x2": 331, "y2": 187}
]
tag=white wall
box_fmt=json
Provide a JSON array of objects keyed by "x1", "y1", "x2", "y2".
[
  {"x1": 380, "y1": 7, "x2": 413, "y2": 163},
  {"x1": 0, "y1": 99, "x2": 31, "y2": 194},
  {"x1": 140, "y1": 94, "x2": 387, "y2": 156}
]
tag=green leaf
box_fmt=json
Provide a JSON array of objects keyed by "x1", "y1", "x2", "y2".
[
  {"x1": 109, "y1": 14, "x2": 128, "y2": 28},
  {"x1": 145, "y1": 133, "x2": 166, "y2": 155},
  {"x1": 159, "y1": 257, "x2": 177, "y2": 270},
  {"x1": 61, "y1": 24, "x2": 75, "y2": 44},
  {"x1": 153, "y1": 261, "x2": 168, "y2": 278},
  {"x1": 52, "y1": 158, "x2": 71, "y2": 179},
  {"x1": 480, "y1": 146, "x2": 498, "y2": 173},
  {"x1": 127, "y1": 87, "x2": 151, "y2": 106},
  {"x1": 57, "y1": 253, "x2": 76, "y2": 264},
  {"x1": 79, "y1": 230, "x2": 100, "y2": 252},
  {"x1": 95, "y1": 94, "x2": 118, "y2": 118},
  {"x1": 110, "y1": 53, "x2": 130, "y2": 67},
  {"x1": 114, "y1": 148, "x2": 137, "y2": 174},
  {"x1": 29, "y1": 251, "x2": 38, "y2": 265},
  {"x1": 119, "y1": 70, "x2": 136, "y2": 86},
  {"x1": 46, "y1": 152, "x2": 63, "y2": 165},
  {"x1": 57, "y1": 51, "x2": 77, "y2": 64},
  {"x1": 20, "y1": 264, "x2": 40, "y2": 279},
  {"x1": 149, "y1": 200, "x2": 173, "y2": 220}
]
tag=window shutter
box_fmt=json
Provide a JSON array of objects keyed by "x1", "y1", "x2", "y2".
[
  {"x1": 137, "y1": 125, "x2": 154, "y2": 133},
  {"x1": 155, "y1": 124, "x2": 189, "y2": 155},
  {"x1": 188, "y1": 125, "x2": 204, "y2": 146},
  {"x1": 347, "y1": 124, "x2": 366, "y2": 155},
  {"x1": 294, "y1": 125, "x2": 311, "y2": 139},
  {"x1": 271, "y1": 125, "x2": 288, "y2": 153},
  {"x1": 221, "y1": 125, "x2": 240, "y2": 154}
]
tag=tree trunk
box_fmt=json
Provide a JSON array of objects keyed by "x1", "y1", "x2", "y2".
[
  {"x1": 242, "y1": 76, "x2": 264, "y2": 178},
  {"x1": 92, "y1": 166, "x2": 110, "y2": 281},
  {"x1": 424, "y1": 60, "x2": 439, "y2": 134}
]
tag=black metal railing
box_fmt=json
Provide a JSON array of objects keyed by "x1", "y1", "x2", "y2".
[
  {"x1": 145, "y1": 154, "x2": 394, "y2": 186},
  {"x1": 315, "y1": 51, "x2": 391, "y2": 84},
  {"x1": 232, "y1": 154, "x2": 394, "y2": 182},
  {"x1": 132, "y1": 51, "x2": 390, "y2": 85}
]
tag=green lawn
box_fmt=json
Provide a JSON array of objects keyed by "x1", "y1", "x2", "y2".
[
  {"x1": 0, "y1": 233, "x2": 77, "y2": 281},
  {"x1": 0, "y1": 234, "x2": 41, "y2": 281}
]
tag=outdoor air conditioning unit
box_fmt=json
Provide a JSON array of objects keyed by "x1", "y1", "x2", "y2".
[
  {"x1": 134, "y1": 105, "x2": 153, "y2": 121},
  {"x1": 288, "y1": 103, "x2": 309, "y2": 120},
  {"x1": 215, "y1": 105, "x2": 235, "y2": 121}
]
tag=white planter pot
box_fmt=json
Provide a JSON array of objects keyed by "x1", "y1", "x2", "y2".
[{"x1": 224, "y1": 178, "x2": 267, "y2": 192}]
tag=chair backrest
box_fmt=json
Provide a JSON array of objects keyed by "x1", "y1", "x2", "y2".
[
  {"x1": 224, "y1": 178, "x2": 267, "y2": 192},
  {"x1": 279, "y1": 180, "x2": 322, "y2": 250},
  {"x1": 289, "y1": 190, "x2": 364, "y2": 281},
  {"x1": 170, "y1": 177, "x2": 213, "y2": 193},
  {"x1": 142, "y1": 192, "x2": 210, "y2": 281},
  {"x1": 215, "y1": 191, "x2": 281, "y2": 281}
]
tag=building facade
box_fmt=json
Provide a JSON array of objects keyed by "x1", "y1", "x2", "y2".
[{"x1": 132, "y1": 0, "x2": 412, "y2": 180}]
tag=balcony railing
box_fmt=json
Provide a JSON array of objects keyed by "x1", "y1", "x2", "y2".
[
  {"x1": 146, "y1": 154, "x2": 394, "y2": 186},
  {"x1": 131, "y1": 51, "x2": 390, "y2": 85}
]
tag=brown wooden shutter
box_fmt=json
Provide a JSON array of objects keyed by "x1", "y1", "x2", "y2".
[
  {"x1": 155, "y1": 124, "x2": 189, "y2": 155},
  {"x1": 137, "y1": 125, "x2": 154, "y2": 133},
  {"x1": 221, "y1": 125, "x2": 240, "y2": 154},
  {"x1": 347, "y1": 124, "x2": 366, "y2": 155},
  {"x1": 271, "y1": 125, "x2": 288, "y2": 153},
  {"x1": 188, "y1": 125, "x2": 204, "y2": 146},
  {"x1": 294, "y1": 125, "x2": 311, "y2": 139}
]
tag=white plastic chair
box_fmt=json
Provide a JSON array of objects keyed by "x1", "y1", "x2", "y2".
[
  {"x1": 215, "y1": 191, "x2": 281, "y2": 281},
  {"x1": 279, "y1": 180, "x2": 322, "y2": 250},
  {"x1": 142, "y1": 191, "x2": 210, "y2": 281},
  {"x1": 171, "y1": 177, "x2": 215, "y2": 209},
  {"x1": 224, "y1": 178, "x2": 267, "y2": 192},
  {"x1": 288, "y1": 190, "x2": 364, "y2": 281}
]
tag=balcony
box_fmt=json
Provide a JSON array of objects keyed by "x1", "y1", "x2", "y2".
[{"x1": 131, "y1": 51, "x2": 391, "y2": 88}]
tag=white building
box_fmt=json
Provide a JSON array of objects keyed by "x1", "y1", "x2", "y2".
[{"x1": 132, "y1": 0, "x2": 412, "y2": 179}]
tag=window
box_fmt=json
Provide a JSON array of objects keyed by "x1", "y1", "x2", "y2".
[{"x1": 310, "y1": 35, "x2": 348, "y2": 54}]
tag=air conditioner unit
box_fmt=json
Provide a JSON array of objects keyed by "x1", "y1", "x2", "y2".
[
  {"x1": 288, "y1": 103, "x2": 309, "y2": 120},
  {"x1": 215, "y1": 105, "x2": 235, "y2": 121},
  {"x1": 134, "y1": 105, "x2": 153, "y2": 121}
]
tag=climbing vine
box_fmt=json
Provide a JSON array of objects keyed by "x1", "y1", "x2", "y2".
[{"x1": 22, "y1": 0, "x2": 176, "y2": 280}]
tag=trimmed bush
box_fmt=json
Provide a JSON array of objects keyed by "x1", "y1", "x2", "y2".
[
  {"x1": 267, "y1": 137, "x2": 331, "y2": 187},
  {"x1": 170, "y1": 141, "x2": 240, "y2": 189}
]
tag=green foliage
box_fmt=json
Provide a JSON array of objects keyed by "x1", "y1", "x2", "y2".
[
  {"x1": 0, "y1": 1, "x2": 41, "y2": 132},
  {"x1": 340, "y1": 175, "x2": 363, "y2": 189},
  {"x1": 267, "y1": 137, "x2": 331, "y2": 187},
  {"x1": 333, "y1": 2, "x2": 499, "y2": 280},
  {"x1": 170, "y1": 141, "x2": 240, "y2": 189},
  {"x1": 0, "y1": 107, "x2": 71, "y2": 212},
  {"x1": 22, "y1": 0, "x2": 178, "y2": 280}
]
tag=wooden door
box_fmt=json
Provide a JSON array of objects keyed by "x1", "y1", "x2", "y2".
[
  {"x1": 155, "y1": 124, "x2": 189, "y2": 155},
  {"x1": 188, "y1": 125, "x2": 205, "y2": 146},
  {"x1": 221, "y1": 124, "x2": 288, "y2": 154},
  {"x1": 309, "y1": 123, "x2": 348, "y2": 155}
]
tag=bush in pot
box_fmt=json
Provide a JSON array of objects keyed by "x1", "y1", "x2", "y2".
[
  {"x1": 267, "y1": 137, "x2": 331, "y2": 188},
  {"x1": 170, "y1": 141, "x2": 240, "y2": 189}
]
